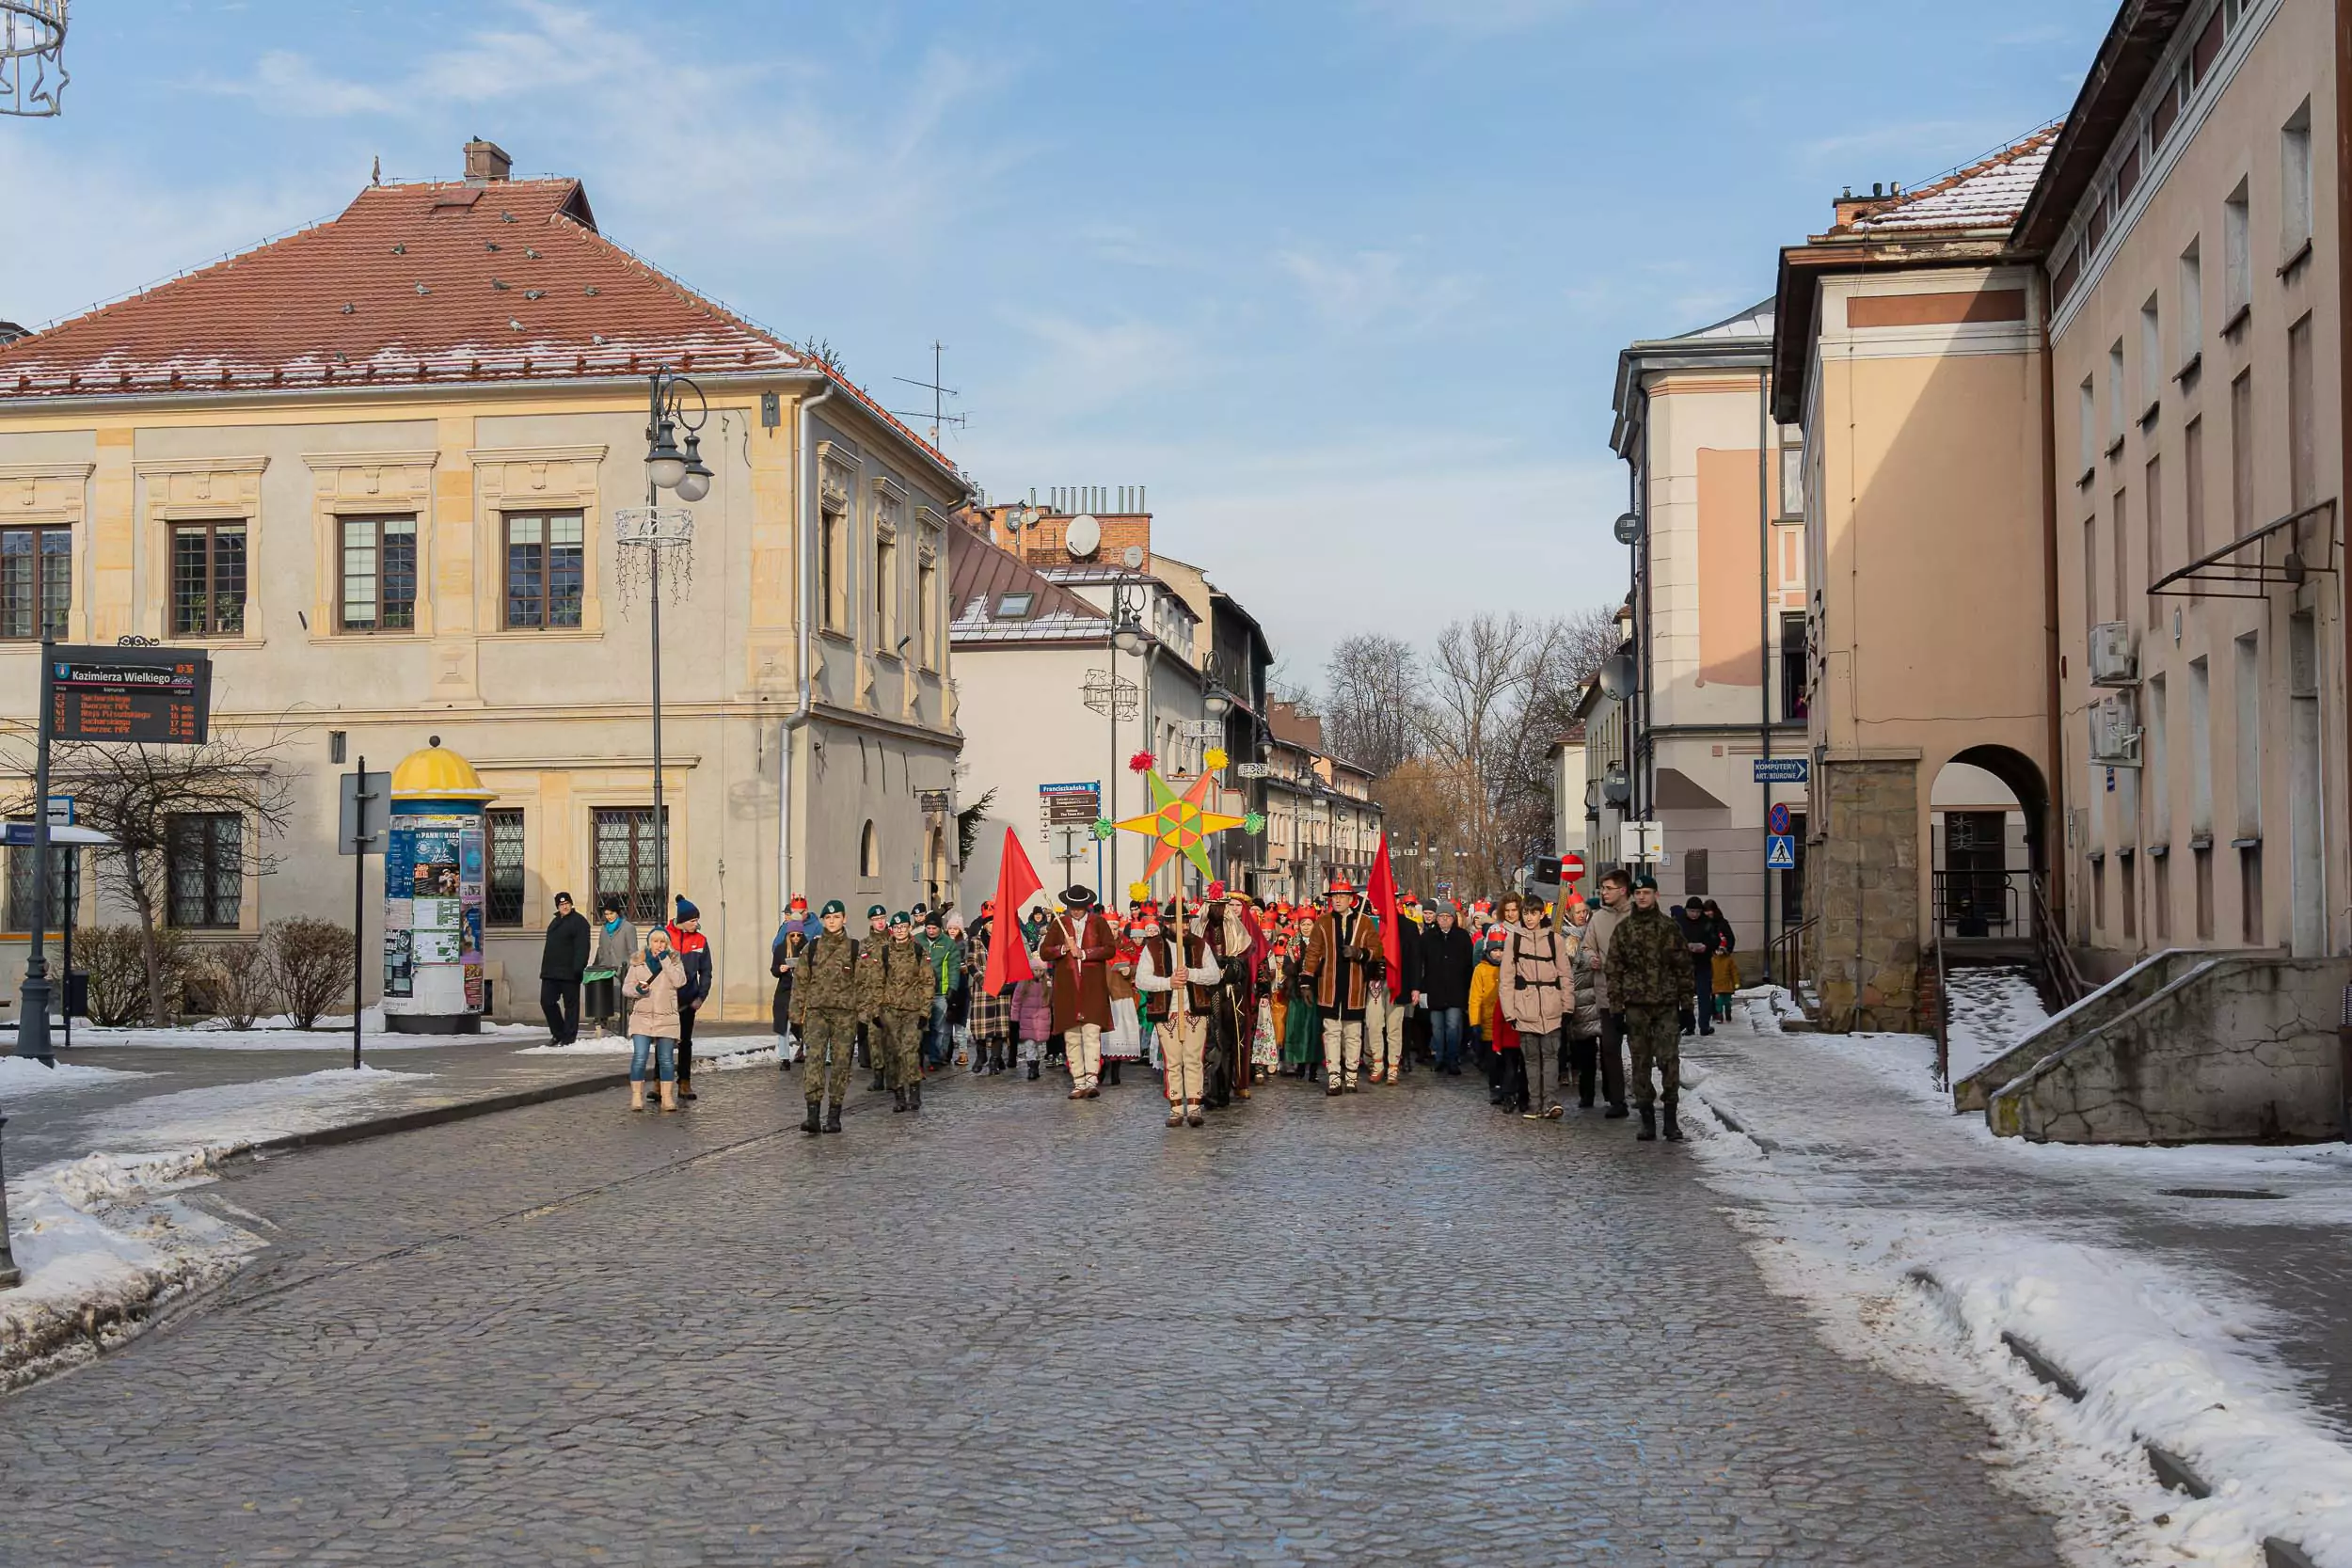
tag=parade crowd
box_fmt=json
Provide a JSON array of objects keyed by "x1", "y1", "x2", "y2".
[{"x1": 538, "y1": 867, "x2": 1748, "y2": 1142}]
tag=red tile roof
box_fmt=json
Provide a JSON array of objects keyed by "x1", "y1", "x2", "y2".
[
  {"x1": 1839, "y1": 122, "x2": 2064, "y2": 237},
  {"x1": 0, "y1": 175, "x2": 961, "y2": 480}
]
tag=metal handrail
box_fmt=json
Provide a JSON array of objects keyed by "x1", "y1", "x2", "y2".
[
  {"x1": 1929, "y1": 930, "x2": 1950, "y2": 1089},
  {"x1": 2029, "y1": 874, "x2": 2088, "y2": 1009},
  {"x1": 1768, "y1": 914, "x2": 1820, "y2": 1001}
]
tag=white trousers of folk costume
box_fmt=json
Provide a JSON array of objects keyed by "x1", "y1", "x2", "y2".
[
  {"x1": 1363, "y1": 990, "x2": 1406, "y2": 1079},
  {"x1": 1322, "y1": 1016, "x2": 1365, "y2": 1086},
  {"x1": 1162, "y1": 1013, "x2": 1207, "y2": 1105},
  {"x1": 1063, "y1": 1023, "x2": 1103, "y2": 1091}
]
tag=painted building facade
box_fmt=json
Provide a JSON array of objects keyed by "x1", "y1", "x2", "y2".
[
  {"x1": 0, "y1": 143, "x2": 964, "y2": 1022},
  {"x1": 1610, "y1": 303, "x2": 1810, "y2": 968}
]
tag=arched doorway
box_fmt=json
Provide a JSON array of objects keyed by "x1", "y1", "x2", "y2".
[{"x1": 1931, "y1": 744, "x2": 2050, "y2": 948}]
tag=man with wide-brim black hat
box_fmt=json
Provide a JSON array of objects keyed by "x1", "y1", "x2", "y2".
[{"x1": 1037, "y1": 884, "x2": 1117, "y2": 1099}]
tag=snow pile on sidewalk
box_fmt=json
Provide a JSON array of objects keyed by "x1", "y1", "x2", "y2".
[
  {"x1": 0, "y1": 1055, "x2": 148, "y2": 1098},
  {"x1": 63, "y1": 1010, "x2": 543, "y2": 1051},
  {"x1": 1685, "y1": 1018, "x2": 2352, "y2": 1567},
  {"x1": 79, "y1": 1065, "x2": 429, "y2": 1150},
  {"x1": 516, "y1": 1037, "x2": 636, "y2": 1055},
  {"x1": 0, "y1": 1148, "x2": 266, "y2": 1388}
]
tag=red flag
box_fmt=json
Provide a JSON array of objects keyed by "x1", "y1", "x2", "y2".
[
  {"x1": 1369, "y1": 834, "x2": 1405, "y2": 1000},
  {"x1": 983, "y1": 827, "x2": 1042, "y2": 993}
]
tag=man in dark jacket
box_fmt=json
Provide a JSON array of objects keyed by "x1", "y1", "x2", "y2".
[
  {"x1": 668, "y1": 895, "x2": 713, "y2": 1101},
  {"x1": 1609, "y1": 876, "x2": 1692, "y2": 1143},
  {"x1": 1417, "y1": 905, "x2": 1475, "y2": 1074},
  {"x1": 538, "y1": 892, "x2": 591, "y2": 1046}
]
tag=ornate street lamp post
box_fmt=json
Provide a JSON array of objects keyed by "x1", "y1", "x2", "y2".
[{"x1": 616, "y1": 371, "x2": 709, "y2": 919}]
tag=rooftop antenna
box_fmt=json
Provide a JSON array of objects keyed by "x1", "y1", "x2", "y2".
[
  {"x1": 890, "y1": 340, "x2": 968, "y2": 449},
  {"x1": 0, "y1": 0, "x2": 70, "y2": 118}
]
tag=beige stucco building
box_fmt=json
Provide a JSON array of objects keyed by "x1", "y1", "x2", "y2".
[
  {"x1": 2017, "y1": 0, "x2": 2348, "y2": 970},
  {"x1": 1610, "y1": 304, "x2": 1810, "y2": 968},
  {"x1": 1772, "y1": 128, "x2": 2062, "y2": 1028},
  {"x1": 0, "y1": 142, "x2": 965, "y2": 1022}
]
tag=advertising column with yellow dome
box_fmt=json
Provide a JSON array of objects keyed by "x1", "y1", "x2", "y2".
[{"x1": 383, "y1": 738, "x2": 499, "y2": 1034}]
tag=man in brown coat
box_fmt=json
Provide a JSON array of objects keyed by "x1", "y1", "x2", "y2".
[
  {"x1": 1038, "y1": 884, "x2": 1116, "y2": 1099},
  {"x1": 1300, "y1": 876, "x2": 1381, "y2": 1095}
]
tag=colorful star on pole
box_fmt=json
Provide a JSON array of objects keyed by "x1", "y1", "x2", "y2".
[{"x1": 1115, "y1": 766, "x2": 1247, "y2": 882}]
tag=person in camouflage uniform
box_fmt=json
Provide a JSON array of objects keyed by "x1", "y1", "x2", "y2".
[
  {"x1": 866, "y1": 911, "x2": 934, "y2": 1113},
  {"x1": 1604, "y1": 874, "x2": 1690, "y2": 1143},
  {"x1": 792, "y1": 899, "x2": 861, "y2": 1134}
]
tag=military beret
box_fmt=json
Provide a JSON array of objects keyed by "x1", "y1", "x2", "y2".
[
  {"x1": 820, "y1": 899, "x2": 847, "y2": 917},
  {"x1": 867, "y1": 903, "x2": 889, "y2": 919}
]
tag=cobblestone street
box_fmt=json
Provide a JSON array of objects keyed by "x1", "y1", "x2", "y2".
[{"x1": 1, "y1": 1065, "x2": 2066, "y2": 1566}]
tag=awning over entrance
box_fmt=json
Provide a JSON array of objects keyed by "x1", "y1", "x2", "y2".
[
  {"x1": 2150, "y1": 498, "x2": 2337, "y2": 601},
  {"x1": 1652, "y1": 767, "x2": 1729, "y2": 812}
]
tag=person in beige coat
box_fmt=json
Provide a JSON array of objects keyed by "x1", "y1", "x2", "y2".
[
  {"x1": 1499, "y1": 900, "x2": 1568, "y2": 1119},
  {"x1": 624, "y1": 927, "x2": 690, "y2": 1113},
  {"x1": 1581, "y1": 869, "x2": 1632, "y2": 1117}
]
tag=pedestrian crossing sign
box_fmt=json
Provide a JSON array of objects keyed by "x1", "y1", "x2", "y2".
[{"x1": 1766, "y1": 834, "x2": 1796, "y2": 870}]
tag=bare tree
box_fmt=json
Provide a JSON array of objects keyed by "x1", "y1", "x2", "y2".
[
  {"x1": 5, "y1": 732, "x2": 297, "y2": 1024},
  {"x1": 1321, "y1": 633, "x2": 1423, "y2": 777},
  {"x1": 1265, "y1": 655, "x2": 1316, "y2": 715}
]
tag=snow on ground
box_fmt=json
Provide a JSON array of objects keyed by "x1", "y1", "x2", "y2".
[
  {"x1": 0, "y1": 1055, "x2": 149, "y2": 1098},
  {"x1": 1687, "y1": 997, "x2": 2352, "y2": 1566},
  {"x1": 77, "y1": 1065, "x2": 431, "y2": 1151},
  {"x1": 1946, "y1": 963, "x2": 2056, "y2": 1085},
  {"x1": 516, "y1": 1036, "x2": 635, "y2": 1055},
  {"x1": 51, "y1": 1007, "x2": 548, "y2": 1051},
  {"x1": 0, "y1": 1148, "x2": 267, "y2": 1387}
]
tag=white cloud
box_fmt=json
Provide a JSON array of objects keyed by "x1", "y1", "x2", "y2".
[
  {"x1": 1275, "y1": 246, "x2": 1476, "y2": 335},
  {"x1": 1799, "y1": 118, "x2": 2020, "y2": 171},
  {"x1": 994, "y1": 312, "x2": 1212, "y2": 415}
]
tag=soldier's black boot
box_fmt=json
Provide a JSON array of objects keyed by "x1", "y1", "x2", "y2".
[
  {"x1": 870, "y1": 1069, "x2": 886, "y2": 1092},
  {"x1": 823, "y1": 1101, "x2": 843, "y2": 1133},
  {"x1": 1662, "y1": 1099, "x2": 1684, "y2": 1142},
  {"x1": 800, "y1": 1101, "x2": 821, "y2": 1134},
  {"x1": 910, "y1": 1081, "x2": 923, "y2": 1113},
  {"x1": 1636, "y1": 1105, "x2": 1658, "y2": 1141},
  {"x1": 892, "y1": 1086, "x2": 907, "y2": 1113}
]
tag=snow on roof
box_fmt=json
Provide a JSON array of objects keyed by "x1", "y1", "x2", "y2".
[
  {"x1": 1675, "y1": 299, "x2": 1775, "y2": 341},
  {"x1": 1847, "y1": 122, "x2": 2063, "y2": 235}
]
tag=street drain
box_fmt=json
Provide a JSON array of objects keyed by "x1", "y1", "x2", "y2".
[{"x1": 2160, "y1": 1187, "x2": 2285, "y2": 1200}]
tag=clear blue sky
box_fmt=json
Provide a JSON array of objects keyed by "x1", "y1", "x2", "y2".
[{"x1": 2, "y1": 0, "x2": 2109, "y2": 678}]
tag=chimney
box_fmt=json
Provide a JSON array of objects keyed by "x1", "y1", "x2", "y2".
[{"x1": 464, "y1": 138, "x2": 513, "y2": 182}]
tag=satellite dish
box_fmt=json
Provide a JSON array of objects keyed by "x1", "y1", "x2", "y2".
[
  {"x1": 1597, "y1": 653, "x2": 1636, "y2": 701},
  {"x1": 1065, "y1": 514, "x2": 1102, "y2": 559},
  {"x1": 1121, "y1": 546, "x2": 1144, "y2": 570}
]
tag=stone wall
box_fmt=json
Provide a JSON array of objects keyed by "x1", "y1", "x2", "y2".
[
  {"x1": 1986, "y1": 954, "x2": 2352, "y2": 1143},
  {"x1": 1807, "y1": 758, "x2": 1920, "y2": 1032},
  {"x1": 1951, "y1": 949, "x2": 2200, "y2": 1112}
]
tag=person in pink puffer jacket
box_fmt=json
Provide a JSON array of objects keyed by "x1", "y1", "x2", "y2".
[{"x1": 1500, "y1": 900, "x2": 1568, "y2": 1119}]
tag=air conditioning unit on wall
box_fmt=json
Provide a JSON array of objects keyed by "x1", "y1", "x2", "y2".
[
  {"x1": 2090, "y1": 690, "x2": 2141, "y2": 766},
  {"x1": 2089, "y1": 621, "x2": 2138, "y2": 686}
]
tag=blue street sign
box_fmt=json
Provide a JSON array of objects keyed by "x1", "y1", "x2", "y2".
[
  {"x1": 1767, "y1": 802, "x2": 1792, "y2": 836},
  {"x1": 1754, "y1": 757, "x2": 1809, "y2": 784},
  {"x1": 1765, "y1": 834, "x2": 1796, "y2": 870}
]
